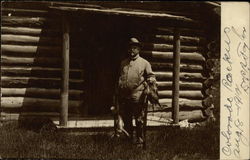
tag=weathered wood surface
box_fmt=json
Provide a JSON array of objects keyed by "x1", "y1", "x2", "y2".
[
  {"x1": 60, "y1": 16, "x2": 70, "y2": 126},
  {"x1": 1, "y1": 66, "x2": 83, "y2": 79},
  {"x1": 2, "y1": 44, "x2": 61, "y2": 57},
  {"x1": 155, "y1": 72, "x2": 206, "y2": 81},
  {"x1": 148, "y1": 110, "x2": 206, "y2": 122},
  {"x1": 141, "y1": 51, "x2": 205, "y2": 62},
  {"x1": 142, "y1": 43, "x2": 201, "y2": 52},
  {"x1": 151, "y1": 62, "x2": 203, "y2": 71},
  {"x1": 1, "y1": 97, "x2": 81, "y2": 112},
  {"x1": 0, "y1": 112, "x2": 80, "y2": 121},
  {"x1": 144, "y1": 34, "x2": 204, "y2": 45},
  {"x1": 2, "y1": 8, "x2": 49, "y2": 17},
  {"x1": 1, "y1": 27, "x2": 61, "y2": 36},
  {"x1": 2, "y1": 45, "x2": 86, "y2": 57},
  {"x1": 1, "y1": 56, "x2": 82, "y2": 68},
  {"x1": 156, "y1": 81, "x2": 202, "y2": 90},
  {"x1": 159, "y1": 98, "x2": 203, "y2": 108},
  {"x1": 2, "y1": 16, "x2": 58, "y2": 28},
  {"x1": 158, "y1": 90, "x2": 203, "y2": 99},
  {"x1": 1, "y1": 76, "x2": 84, "y2": 89},
  {"x1": 1, "y1": 34, "x2": 61, "y2": 45},
  {"x1": 156, "y1": 27, "x2": 205, "y2": 36},
  {"x1": 49, "y1": 6, "x2": 198, "y2": 23},
  {"x1": 2, "y1": 1, "x2": 52, "y2": 10},
  {"x1": 172, "y1": 29, "x2": 180, "y2": 123},
  {"x1": 1, "y1": 88, "x2": 83, "y2": 100}
]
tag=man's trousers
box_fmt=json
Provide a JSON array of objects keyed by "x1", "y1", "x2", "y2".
[{"x1": 119, "y1": 100, "x2": 146, "y2": 142}]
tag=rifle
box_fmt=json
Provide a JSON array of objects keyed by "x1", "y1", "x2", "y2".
[{"x1": 142, "y1": 82, "x2": 149, "y2": 150}]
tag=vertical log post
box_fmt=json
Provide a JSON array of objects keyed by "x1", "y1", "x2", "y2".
[
  {"x1": 60, "y1": 16, "x2": 70, "y2": 126},
  {"x1": 172, "y1": 28, "x2": 180, "y2": 124}
]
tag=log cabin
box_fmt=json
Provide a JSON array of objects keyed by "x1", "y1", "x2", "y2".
[{"x1": 1, "y1": 1, "x2": 220, "y2": 128}]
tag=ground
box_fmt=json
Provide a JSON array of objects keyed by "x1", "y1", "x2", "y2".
[{"x1": 0, "y1": 121, "x2": 219, "y2": 160}]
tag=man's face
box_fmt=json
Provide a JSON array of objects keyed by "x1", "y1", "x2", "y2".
[{"x1": 128, "y1": 45, "x2": 140, "y2": 58}]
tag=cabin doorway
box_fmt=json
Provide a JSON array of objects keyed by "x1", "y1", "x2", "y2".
[
  {"x1": 76, "y1": 15, "x2": 131, "y2": 116},
  {"x1": 71, "y1": 14, "x2": 152, "y2": 116}
]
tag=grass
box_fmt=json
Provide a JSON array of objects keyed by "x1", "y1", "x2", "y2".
[{"x1": 0, "y1": 121, "x2": 219, "y2": 160}]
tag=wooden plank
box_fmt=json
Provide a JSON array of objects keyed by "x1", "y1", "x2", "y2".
[
  {"x1": 1, "y1": 34, "x2": 61, "y2": 45},
  {"x1": 49, "y1": 6, "x2": 198, "y2": 23},
  {"x1": 1, "y1": 66, "x2": 83, "y2": 79},
  {"x1": 86, "y1": 1, "x2": 202, "y2": 16},
  {"x1": 1, "y1": 97, "x2": 82, "y2": 113},
  {"x1": 1, "y1": 27, "x2": 61, "y2": 36},
  {"x1": 60, "y1": 16, "x2": 70, "y2": 126},
  {"x1": 1, "y1": 88, "x2": 84, "y2": 100},
  {"x1": 154, "y1": 72, "x2": 206, "y2": 81},
  {"x1": 1, "y1": 76, "x2": 84, "y2": 89},
  {"x1": 141, "y1": 51, "x2": 205, "y2": 62},
  {"x1": 172, "y1": 29, "x2": 181, "y2": 123},
  {"x1": 156, "y1": 81, "x2": 202, "y2": 90}
]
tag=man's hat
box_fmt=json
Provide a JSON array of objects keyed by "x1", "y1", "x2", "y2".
[{"x1": 129, "y1": 37, "x2": 142, "y2": 47}]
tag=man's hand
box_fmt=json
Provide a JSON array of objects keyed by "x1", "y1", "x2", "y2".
[{"x1": 147, "y1": 77, "x2": 156, "y2": 84}]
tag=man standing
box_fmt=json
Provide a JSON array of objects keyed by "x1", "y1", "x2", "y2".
[{"x1": 116, "y1": 37, "x2": 155, "y2": 146}]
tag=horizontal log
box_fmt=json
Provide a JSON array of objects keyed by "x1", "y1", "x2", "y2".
[
  {"x1": 159, "y1": 98, "x2": 202, "y2": 108},
  {"x1": 2, "y1": 45, "x2": 84, "y2": 58},
  {"x1": 1, "y1": 88, "x2": 84, "y2": 100},
  {"x1": 1, "y1": 56, "x2": 82, "y2": 68},
  {"x1": 156, "y1": 27, "x2": 205, "y2": 37},
  {"x1": 156, "y1": 81, "x2": 202, "y2": 90},
  {"x1": 2, "y1": 16, "x2": 59, "y2": 27},
  {"x1": 2, "y1": 8, "x2": 49, "y2": 17},
  {"x1": 1, "y1": 66, "x2": 83, "y2": 79},
  {"x1": 1, "y1": 27, "x2": 61, "y2": 36},
  {"x1": 1, "y1": 76, "x2": 84, "y2": 89},
  {"x1": 158, "y1": 90, "x2": 203, "y2": 99},
  {"x1": 2, "y1": 44, "x2": 61, "y2": 57},
  {"x1": 147, "y1": 110, "x2": 206, "y2": 122},
  {"x1": 151, "y1": 62, "x2": 203, "y2": 71},
  {"x1": 202, "y1": 96, "x2": 214, "y2": 108},
  {"x1": 141, "y1": 51, "x2": 205, "y2": 62},
  {"x1": 1, "y1": 34, "x2": 61, "y2": 45},
  {"x1": 155, "y1": 72, "x2": 206, "y2": 81},
  {"x1": 142, "y1": 43, "x2": 201, "y2": 52},
  {"x1": 1, "y1": 97, "x2": 82, "y2": 113},
  {"x1": 144, "y1": 34, "x2": 204, "y2": 45}
]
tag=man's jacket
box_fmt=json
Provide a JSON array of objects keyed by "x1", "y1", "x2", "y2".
[{"x1": 118, "y1": 55, "x2": 155, "y2": 102}]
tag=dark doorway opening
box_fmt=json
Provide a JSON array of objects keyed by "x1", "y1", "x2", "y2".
[
  {"x1": 78, "y1": 15, "x2": 130, "y2": 116},
  {"x1": 71, "y1": 14, "x2": 152, "y2": 116}
]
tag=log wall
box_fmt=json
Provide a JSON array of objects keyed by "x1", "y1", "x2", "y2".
[
  {"x1": 1, "y1": 2, "x2": 85, "y2": 120},
  {"x1": 1, "y1": 1, "x2": 216, "y2": 123},
  {"x1": 135, "y1": 25, "x2": 209, "y2": 122}
]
